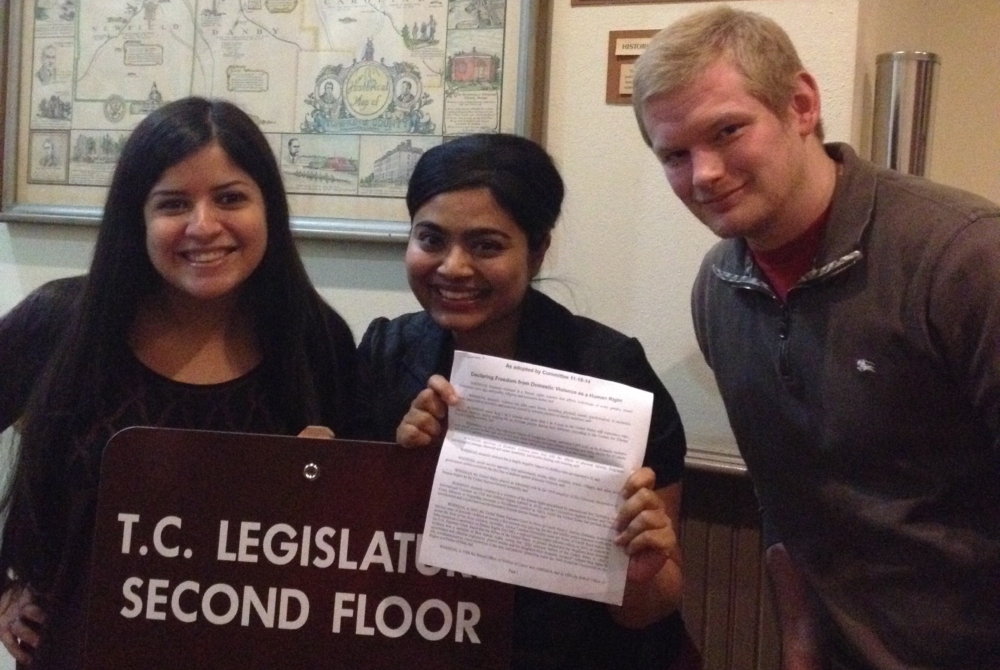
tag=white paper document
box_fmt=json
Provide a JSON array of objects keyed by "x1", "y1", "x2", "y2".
[{"x1": 417, "y1": 351, "x2": 654, "y2": 605}]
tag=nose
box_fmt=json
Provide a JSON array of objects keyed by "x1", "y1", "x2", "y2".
[
  {"x1": 186, "y1": 200, "x2": 222, "y2": 237},
  {"x1": 690, "y1": 149, "x2": 725, "y2": 190},
  {"x1": 437, "y1": 245, "x2": 474, "y2": 277}
]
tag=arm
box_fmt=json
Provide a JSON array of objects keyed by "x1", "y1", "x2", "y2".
[
  {"x1": 610, "y1": 472, "x2": 683, "y2": 628},
  {"x1": 926, "y1": 215, "x2": 1000, "y2": 435},
  {"x1": 766, "y1": 542, "x2": 826, "y2": 670}
]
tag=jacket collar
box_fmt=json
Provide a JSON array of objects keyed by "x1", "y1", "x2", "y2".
[
  {"x1": 398, "y1": 287, "x2": 577, "y2": 381},
  {"x1": 712, "y1": 142, "x2": 873, "y2": 288}
]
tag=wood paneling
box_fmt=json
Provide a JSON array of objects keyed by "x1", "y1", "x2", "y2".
[{"x1": 678, "y1": 469, "x2": 780, "y2": 670}]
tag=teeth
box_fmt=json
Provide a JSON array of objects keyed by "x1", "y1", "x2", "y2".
[
  {"x1": 183, "y1": 249, "x2": 228, "y2": 264},
  {"x1": 437, "y1": 288, "x2": 480, "y2": 300}
]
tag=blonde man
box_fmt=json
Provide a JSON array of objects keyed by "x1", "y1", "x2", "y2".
[{"x1": 634, "y1": 6, "x2": 1000, "y2": 670}]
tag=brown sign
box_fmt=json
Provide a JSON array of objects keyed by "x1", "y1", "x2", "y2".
[
  {"x1": 82, "y1": 428, "x2": 514, "y2": 669},
  {"x1": 606, "y1": 30, "x2": 658, "y2": 105}
]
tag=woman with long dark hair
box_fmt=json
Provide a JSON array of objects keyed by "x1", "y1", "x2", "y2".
[{"x1": 0, "y1": 97, "x2": 357, "y2": 667}]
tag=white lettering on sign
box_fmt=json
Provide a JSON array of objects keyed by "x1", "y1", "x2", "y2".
[
  {"x1": 120, "y1": 577, "x2": 309, "y2": 629},
  {"x1": 212, "y1": 521, "x2": 473, "y2": 576},
  {"x1": 331, "y1": 593, "x2": 481, "y2": 642}
]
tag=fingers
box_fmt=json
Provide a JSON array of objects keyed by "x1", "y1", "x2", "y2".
[
  {"x1": 620, "y1": 466, "x2": 656, "y2": 499},
  {"x1": 298, "y1": 425, "x2": 335, "y2": 440},
  {"x1": 618, "y1": 509, "x2": 677, "y2": 584},
  {"x1": 614, "y1": 470, "x2": 678, "y2": 584},
  {"x1": 0, "y1": 586, "x2": 44, "y2": 664},
  {"x1": 614, "y1": 490, "x2": 673, "y2": 550},
  {"x1": 614, "y1": 468, "x2": 660, "y2": 536},
  {"x1": 426, "y1": 375, "x2": 460, "y2": 406},
  {"x1": 395, "y1": 379, "x2": 460, "y2": 449},
  {"x1": 395, "y1": 407, "x2": 441, "y2": 448}
]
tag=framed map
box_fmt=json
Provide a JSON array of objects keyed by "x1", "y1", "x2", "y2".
[{"x1": 0, "y1": 0, "x2": 542, "y2": 241}]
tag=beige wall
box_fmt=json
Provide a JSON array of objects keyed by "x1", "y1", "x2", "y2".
[
  {"x1": 541, "y1": 0, "x2": 859, "y2": 464},
  {"x1": 856, "y1": 0, "x2": 1000, "y2": 202},
  {"x1": 0, "y1": 0, "x2": 862, "y2": 471}
]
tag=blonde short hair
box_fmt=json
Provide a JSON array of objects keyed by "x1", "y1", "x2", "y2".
[{"x1": 632, "y1": 6, "x2": 822, "y2": 145}]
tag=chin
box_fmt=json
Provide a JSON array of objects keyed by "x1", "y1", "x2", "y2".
[
  {"x1": 429, "y1": 311, "x2": 483, "y2": 333},
  {"x1": 174, "y1": 280, "x2": 242, "y2": 303}
]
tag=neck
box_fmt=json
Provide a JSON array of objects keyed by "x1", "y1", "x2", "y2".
[
  {"x1": 749, "y1": 139, "x2": 838, "y2": 252},
  {"x1": 451, "y1": 308, "x2": 522, "y2": 360},
  {"x1": 129, "y1": 287, "x2": 261, "y2": 384}
]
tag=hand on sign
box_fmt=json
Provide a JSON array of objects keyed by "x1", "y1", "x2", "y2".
[
  {"x1": 298, "y1": 425, "x2": 335, "y2": 439},
  {"x1": 0, "y1": 583, "x2": 46, "y2": 665}
]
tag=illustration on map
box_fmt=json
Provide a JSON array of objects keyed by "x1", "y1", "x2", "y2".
[
  {"x1": 448, "y1": 0, "x2": 505, "y2": 30},
  {"x1": 358, "y1": 136, "x2": 440, "y2": 197},
  {"x1": 24, "y1": 0, "x2": 515, "y2": 208},
  {"x1": 68, "y1": 129, "x2": 129, "y2": 186},
  {"x1": 300, "y1": 52, "x2": 435, "y2": 135},
  {"x1": 280, "y1": 134, "x2": 361, "y2": 196},
  {"x1": 29, "y1": 131, "x2": 69, "y2": 183}
]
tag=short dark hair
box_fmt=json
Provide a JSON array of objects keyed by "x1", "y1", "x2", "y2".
[{"x1": 406, "y1": 133, "x2": 564, "y2": 251}]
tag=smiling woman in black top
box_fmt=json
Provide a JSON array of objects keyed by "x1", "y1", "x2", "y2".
[
  {"x1": 358, "y1": 133, "x2": 689, "y2": 670},
  {"x1": 0, "y1": 97, "x2": 357, "y2": 668}
]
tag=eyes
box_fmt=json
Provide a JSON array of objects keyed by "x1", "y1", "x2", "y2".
[
  {"x1": 412, "y1": 225, "x2": 510, "y2": 258},
  {"x1": 145, "y1": 185, "x2": 257, "y2": 216},
  {"x1": 657, "y1": 122, "x2": 746, "y2": 168}
]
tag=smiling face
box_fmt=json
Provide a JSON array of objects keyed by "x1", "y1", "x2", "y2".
[
  {"x1": 642, "y1": 59, "x2": 821, "y2": 250},
  {"x1": 143, "y1": 141, "x2": 268, "y2": 306},
  {"x1": 406, "y1": 187, "x2": 547, "y2": 355}
]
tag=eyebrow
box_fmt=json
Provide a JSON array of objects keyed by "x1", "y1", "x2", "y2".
[
  {"x1": 412, "y1": 221, "x2": 512, "y2": 239},
  {"x1": 147, "y1": 179, "x2": 248, "y2": 197}
]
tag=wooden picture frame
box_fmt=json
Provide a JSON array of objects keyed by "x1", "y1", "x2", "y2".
[
  {"x1": 1, "y1": 0, "x2": 543, "y2": 241},
  {"x1": 605, "y1": 30, "x2": 657, "y2": 105},
  {"x1": 573, "y1": 0, "x2": 689, "y2": 7}
]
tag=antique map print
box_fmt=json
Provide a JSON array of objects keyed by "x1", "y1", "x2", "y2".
[{"x1": 20, "y1": 0, "x2": 516, "y2": 221}]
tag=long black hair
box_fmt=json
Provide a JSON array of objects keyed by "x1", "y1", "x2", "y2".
[
  {"x1": 406, "y1": 133, "x2": 565, "y2": 251},
  {"x1": 0, "y1": 97, "x2": 354, "y2": 600}
]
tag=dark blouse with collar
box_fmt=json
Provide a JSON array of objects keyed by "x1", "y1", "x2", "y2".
[{"x1": 358, "y1": 287, "x2": 687, "y2": 670}]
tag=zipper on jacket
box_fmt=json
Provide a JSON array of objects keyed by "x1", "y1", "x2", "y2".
[{"x1": 777, "y1": 306, "x2": 792, "y2": 384}]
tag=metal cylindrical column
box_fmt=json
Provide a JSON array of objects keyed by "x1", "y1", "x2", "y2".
[{"x1": 871, "y1": 51, "x2": 940, "y2": 176}]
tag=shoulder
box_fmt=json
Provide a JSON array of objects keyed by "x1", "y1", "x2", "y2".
[
  {"x1": 312, "y1": 297, "x2": 356, "y2": 345},
  {"x1": 359, "y1": 310, "x2": 437, "y2": 359},
  {"x1": 691, "y1": 238, "x2": 743, "y2": 329},
  {"x1": 842, "y1": 151, "x2": 1000, "y2": 284},
  {"x1": 19, "y1": 275, "x2": 87, "y2": 309},
  {"x1": 358, "y1": 309, "x2": 446, "y2": 389},
  {"x1": 0, "y1": 276, "x2": 88, "y2": 429},
  {"x1": 2, "y1": 275, "x2": 86, "y2": 328},
  {"x1": 569, "y1": 313, "x2": 644, "y2": 365},
  {"x1": 875, "y1": 171, "x2": 999, "y2": 231},
  {"x1": 357, "y1": 310, "x2": 444, "y2": 441},
  {"x1": 526, "y1": 291, "x2": 656, "y2": 386},
  {"x1": 832, "y1": 142, "x2": 1000, "y2": 239}
]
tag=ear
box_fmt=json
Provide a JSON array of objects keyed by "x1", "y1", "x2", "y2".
[
  {"x1": 528, "y1": 233, "x2": 552, "y2": 278},
  {"x1": 788, "y1": 71, "x2": 822, "y2": 138}
]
